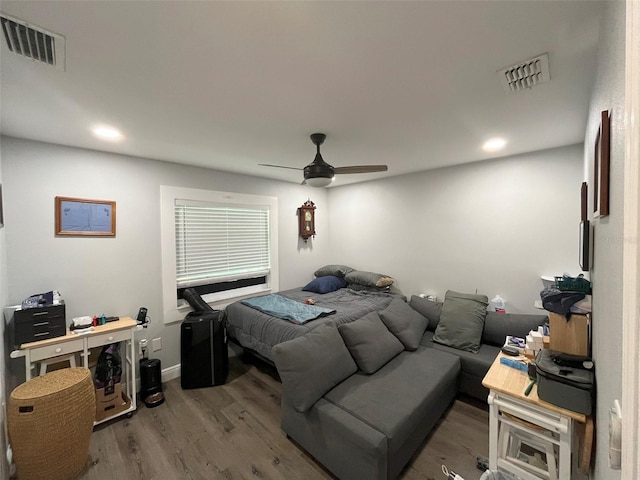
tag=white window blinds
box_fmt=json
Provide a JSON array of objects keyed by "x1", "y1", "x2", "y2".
[{"x1": 175, "y1": 200, "x2": 271, "y2": 288}]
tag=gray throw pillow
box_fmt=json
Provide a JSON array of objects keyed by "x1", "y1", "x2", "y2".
[
  {"x1": 379, "y1": 298, "x2": 428, "y2": 350},
  {"x1": 408, "y1": 295, "x2": 443, "y2": 331},
  {"x1": 272, "y1": 322, "x2": 357, "y2": 412},
  {"x1": 314, "y1": 264, "x2": 356, "y2": 278},
  {"x1": 345, "y1": 270, "x2": 395, "y2": 288},
  {"x1": 432, "y1": 290, "x2": 489, "y2": 353},
  {"x1": 338, "y1": 312, "x2": 404, "y2": 374}
]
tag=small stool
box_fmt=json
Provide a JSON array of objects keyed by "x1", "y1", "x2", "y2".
[
  {"x1": 499, "y1": 422, "x2": 558, "y2": 480},
  {"x1": 8, "y1": 368, "x2": 96, "y2": 480},
  {"x1": 38, "y1": 352, "x2": 77, "y2": 376}
]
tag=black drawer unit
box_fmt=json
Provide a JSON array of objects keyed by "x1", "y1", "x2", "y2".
[{"x1": 13, "y1": 304, "x2": 66, "y2": 345}]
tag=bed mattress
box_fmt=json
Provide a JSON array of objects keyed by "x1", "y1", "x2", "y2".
[{"x1": 225, "y1": 287, "x2": 403, "y2": 361}]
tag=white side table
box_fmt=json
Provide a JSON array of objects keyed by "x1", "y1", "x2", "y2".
[{"x1": 482, "y1": 354, "x2": 587, "y2": 479}]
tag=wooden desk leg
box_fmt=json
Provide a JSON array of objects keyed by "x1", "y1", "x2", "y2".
[{"x1": 488, "y1": 391, "x2": 499, "y2": 470}]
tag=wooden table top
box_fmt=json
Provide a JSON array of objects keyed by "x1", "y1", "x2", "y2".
[
  {"x1": 482, "y1": 353, "x2": 587, "y2": 423},
  {"x1": 20, "y1": 317, "x2": 137, "y2": 349}
]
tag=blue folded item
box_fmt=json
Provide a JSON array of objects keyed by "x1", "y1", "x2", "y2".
[{"x1": 242, "y1": 294, "x2": 336, "y2": 324}]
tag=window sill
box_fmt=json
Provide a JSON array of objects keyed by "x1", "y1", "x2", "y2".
[{"x1": 177, "y1": 284, "x2": 272, "y2": 313}]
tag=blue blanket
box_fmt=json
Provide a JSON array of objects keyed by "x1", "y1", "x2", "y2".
[{"x1": 241, "y1": 294, "x2": 336, "y2": 324}]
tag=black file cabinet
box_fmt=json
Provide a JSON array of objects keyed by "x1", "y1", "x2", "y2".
[{"x1": 13, "y1": 304, "x2": 66, "y2": 345}]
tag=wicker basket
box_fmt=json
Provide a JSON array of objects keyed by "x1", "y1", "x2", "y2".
[{"x1": 8, "y1": 368, "x2": 96, "y2": 480}]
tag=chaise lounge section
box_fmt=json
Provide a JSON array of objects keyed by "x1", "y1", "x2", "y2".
[{"x1": 272, "y1": 292, "x2": 548, "y2": 480}]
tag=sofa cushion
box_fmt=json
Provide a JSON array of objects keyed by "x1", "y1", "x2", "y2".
[
  {"x1": 482, "y1": 312, "x2": 548, "y2": 347},
  {"x1": 432, "y1": 290, "x2": 488, "y2": 353},
  {"x1": 272, "y1": 321, "x2": 357, "y2": 413},
  {"x1": 409, "y1": 295, "x2": 442, "y2": 331},
  {"x1": 324, "y1": 347, "x2": 460, "y2": 455},
  {"x1": 302, "y1": 275, "x2": 347, "y2": 294},
  {"x1": 379, "y1": 298, "x2": 428, "y2": 350},
  {"x1": 338, "y1": 312, "x2": 404, "y2": 374},
  {"x1": 314, "y1": 264, "x2": 356, "y2": 278},
  {"x1": 420, "y1": 330, "x2": 500, "y2": 379}
]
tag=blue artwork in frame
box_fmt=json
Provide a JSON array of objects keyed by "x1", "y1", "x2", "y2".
[{"x1": 55, "y1": 196, "x2": 116, "y2": 236}]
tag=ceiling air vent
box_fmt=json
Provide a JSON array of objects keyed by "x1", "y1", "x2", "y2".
[
  {"x1": 1, "y1": 13, "x2": 65, "y2": 71},
  {"x1": 498, "y1": 53, "x2": 549, "y2": 93}
]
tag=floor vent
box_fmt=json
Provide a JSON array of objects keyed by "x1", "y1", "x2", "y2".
[
  {"x1": 1, "y1": 13, "x2": 65, "y2": 71},
  {"x1": 498, "y1": 53, "x2": 549, "y2": 93}
]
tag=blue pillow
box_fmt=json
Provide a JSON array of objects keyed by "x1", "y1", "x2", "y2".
[{"x1": 302, "y1": 275, "x2": 347, "y2": 294}]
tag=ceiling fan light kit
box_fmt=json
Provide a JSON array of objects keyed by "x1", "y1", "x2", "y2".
[
  {"x1": 260, "y1": 133, "x2": 388, "y2": 187},
  {"x1": 305, "y1": 177, "x2": 333, "y2": 188}
]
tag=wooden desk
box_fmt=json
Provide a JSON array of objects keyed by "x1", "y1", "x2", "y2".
[
  {"x1": 11, "y1": 317, "x2": 138, "y2": 425},
  {"x1": 482, "y1": 353, "x2": 587, "y2": 479}
]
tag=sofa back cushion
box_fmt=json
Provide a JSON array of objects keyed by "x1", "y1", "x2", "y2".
[
  {"x1": 482, "y1": 312, "x2": 548, "y2": 346},
  {"x1": 432, "y1": 290, "x2": 488, "y2": 353},
  {"x1": 408, "y1": 295, "x2": 443, "y2": 331},
  {"x1": 379, "y1": 298, "x2": 428, "y2": 350},
  {"x1": 272, "y1": 321, "x2": 357, "y2": 412},
  {"x1": 338, "y1": 311, "x2": 404, "y2": 374}
]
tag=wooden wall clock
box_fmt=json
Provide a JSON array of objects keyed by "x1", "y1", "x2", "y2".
[{"x1": 298, "y1": 199, "x2": 316, "y2": 242}]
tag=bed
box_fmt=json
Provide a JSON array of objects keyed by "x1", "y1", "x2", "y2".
[{"x1": 225, "y1": 283, "x2": 405, "y2": 362}]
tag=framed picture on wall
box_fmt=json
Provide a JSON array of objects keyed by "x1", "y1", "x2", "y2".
[
  {"x1": 579, "y1": 220, "x2": 590, "y2": 271},
  {"x1": 593, "y1": 110, "x2": 610, "y2": 217},
  {"x1": 55, "y1": 196, "x2": 116, "y2": 236},
  {"x1": 0, "y1": 184, "x2": 4, "y2": 228}
]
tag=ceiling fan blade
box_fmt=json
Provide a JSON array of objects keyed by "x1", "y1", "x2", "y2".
[
  {"x1": 259, "y1": 163, "x2": 303, "y2": 171},
  {"x1": 334, "y1": 165, "x2": 388, "y2": 174}
]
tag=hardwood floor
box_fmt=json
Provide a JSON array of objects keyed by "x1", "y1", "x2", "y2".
[{"x1": 78, "y1": 351, "x2": 488, "y2": 480}]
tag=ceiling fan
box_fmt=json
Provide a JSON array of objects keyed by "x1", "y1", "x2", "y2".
[{"x1": 260, "y1": 133, "x2": 388, "y2": 187}]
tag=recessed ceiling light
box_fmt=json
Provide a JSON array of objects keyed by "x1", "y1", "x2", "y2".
[
  {"x1": 92, "y1": 125, "x2": 124, "y2": 141},
  {"x1": 482, "y1": 137, "x2": 507, "y2": 152}
]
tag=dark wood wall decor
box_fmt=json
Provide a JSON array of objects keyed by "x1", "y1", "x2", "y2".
[
  {"x1": 579, "y1": 220, "x2": 590, "y2": 271},
  {"x1": 581, "y1": 181, "x2": 588, "y2": 222},
  {"x1": 593, "y1": 110, "x2": 610, "y2": 217}
]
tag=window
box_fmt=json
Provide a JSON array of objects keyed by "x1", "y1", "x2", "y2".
[{"x1": 161, "y1": 186, "x2": 278, "y2": 324}]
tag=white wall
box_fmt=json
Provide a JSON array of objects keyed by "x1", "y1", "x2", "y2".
[
  {"x1": 327, "y1": 144, "x2": 583, "y2": 313},
  {"x1": 585, "y1": 2, "x2": 625, "y2": 479},
  {"x1": 0, "y1": 140, "x2": 10, "y2": 479},
  {"x1": 1, "y1": 136, "x2": 330, "y2": 384}
]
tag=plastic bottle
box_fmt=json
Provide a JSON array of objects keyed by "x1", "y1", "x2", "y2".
[{"x1": 491, "y1": 295, "x2": 506, "y2": 314}]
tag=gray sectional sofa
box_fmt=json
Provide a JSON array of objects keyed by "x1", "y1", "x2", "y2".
[
  {"x1": 272, "y1": 292, "x2": 547, "y2": 480},
  {"x1": 410, "y1": 295, "x2": 547, "y2": 401}
]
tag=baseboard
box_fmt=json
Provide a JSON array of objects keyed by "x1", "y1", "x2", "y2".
[{"x1": 162, "y1": 364, "x2": 181, "y2": 383}]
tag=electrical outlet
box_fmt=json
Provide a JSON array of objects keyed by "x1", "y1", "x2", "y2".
[
  {"x1": 139, "y1": 338, "x2": 148, "y2": 355},
  {"x1": 152, "y1": 337, "x2": 162, "y2": 352}
]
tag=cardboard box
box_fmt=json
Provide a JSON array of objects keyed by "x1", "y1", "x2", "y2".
[
  {"x1": 95, "y1": 385, "x2": 130, "y2": 422},
  {"x1": 95, "y1": 382, "x2": 121, "y2": 403},
  {"x1": 548, "y1": 312, "x2": 590, "y2": 356}
]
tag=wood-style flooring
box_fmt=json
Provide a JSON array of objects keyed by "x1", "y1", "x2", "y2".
[{"x1": 79, "y1": 351, "x2": 489, "y2": 480}]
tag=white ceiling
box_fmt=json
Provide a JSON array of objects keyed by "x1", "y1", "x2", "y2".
[{"x1": 0, "y1": 1, "x2": 603, "y2": 187}]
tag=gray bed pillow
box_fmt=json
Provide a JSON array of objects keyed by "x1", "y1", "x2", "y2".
[
  {"x1": 345, "y1": 270, "x2": 395, "y2": 288},
  {"x1": 272, "y1": 321, "x2": 357, "y2": 412},
  {"x1": 408, "y1": 295, "x2": 443, "y2": 331},
  {"x1": 379, "y1": 298, "x2": 428, "y2": 350},
  {"x1": 314, "y1": 264, "x2": 356, "y2": 278},
  {"x1": 432, "y1": 290, "x2": 488, "y2": 353},
  {"x1": 338, "y1": 311, "x2": 404, "y2": 374}
]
